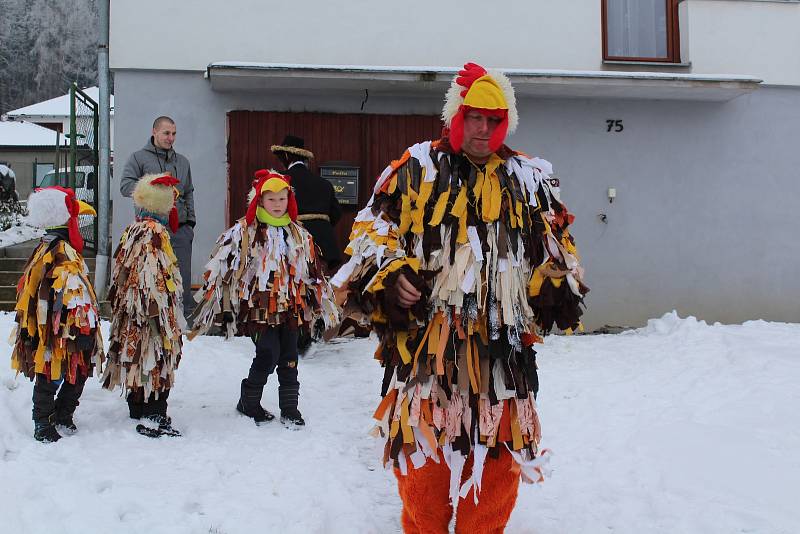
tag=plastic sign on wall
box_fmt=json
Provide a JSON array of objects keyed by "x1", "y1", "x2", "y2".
[{"x1": 319, "y1": 162, "x2": 359, "y2": 205}]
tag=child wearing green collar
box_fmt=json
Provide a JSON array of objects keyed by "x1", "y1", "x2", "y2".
[
  {"x1": 191, "y1": 170, "x2": 339, "y2": 428},
  {"x1": 256, "y1": 187, "x2": 291, "y2": 227}
]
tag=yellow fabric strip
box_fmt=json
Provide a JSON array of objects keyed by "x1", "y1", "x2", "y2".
[
  {"x1": 429, "y1": 187, "x2": 450, "y2": 226},
  {"x1": 413, "y1": 320, "x2": 434, "y2": 371},
  {"x1": 411, "y1": 180, "x2": 434, "y2": 234},
  {"x1": 528, "y1": 267, "x2": 545, "y2": 297},
  {"x1": 466, "y1": 336, "x2": 479, "y2": 394},
  {"x1": 400, "y1": 396, "x2": 414, "y2": 444},
  {"x1": 398, "y1": 193, "x2": 412, "y2": 235},
  {"x1": 510, "y1": 400, "x2": 524, "y2": 450},
  {"x1": 450, "y1": 187, "x2": 467, "y2": 219},
  {"x1": 435, "y1": 315, "x2": 449, "y2": 376},
  {"x1": 396, "y1": 331, "x2": 412, "y2": 365}
]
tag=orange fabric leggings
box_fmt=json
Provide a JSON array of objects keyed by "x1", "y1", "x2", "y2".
[{"x1": 394, "y1": 448, "x2": 520, "y2": 534}]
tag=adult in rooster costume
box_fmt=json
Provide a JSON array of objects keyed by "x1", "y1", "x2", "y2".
[
  {"x1": 332, "y1": 63, "x2": 588, "y2": 532},
  {"x1": 11, "y1": 187, "x2": 104, "y2": 443},
  {"x1": 102, "y1": 174, "x2": 186, "y2": 438},
  {"x1": 190, "y1": 170, "x2": 338, "y2": 427}
]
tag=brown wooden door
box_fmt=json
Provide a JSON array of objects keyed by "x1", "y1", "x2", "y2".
[{"x1": 227, "y1": 111, "x2": 442, "y2": 253}]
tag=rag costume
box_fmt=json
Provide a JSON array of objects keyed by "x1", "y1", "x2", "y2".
[
  {"x1": 332, "y1": 63, "x2": 588, "y2": 532},
  {"x1": 102, "y1": 174, "x2": 185, "y2": 437},
  {"x1": 191, "y1": 170, "x2": 339, "y2": 426},
  {"x1": 10, "y1": 187, "x2": 103, "y2": 442}
]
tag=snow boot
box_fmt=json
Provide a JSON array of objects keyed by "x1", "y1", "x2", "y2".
[
  {"x1": 32, "y1": 375, "x2": 61, "y2": 442},
  {"x1": 278, "y1": 365, "x2": 303, "y2": 427},
  {"x1": 54, "y1": 374, "x2": 87, "y2": 435},
  {"x1": 139, "y1": 414, "x2": 181, "y2": 437},
  {"x1": 34, "y1": 416, "x2": 61, "y2": 443},
  {"x1": 280, "y1": 408, "x2": 305, "y2": 428},
  {"x1": 236, "y1": 379, "x2": 274, "y2": 425},
  {"x1": 141, "y1": 389, "x2": 180, "y2": 436},
  {"x1": 55, "y1": 415, "x2": 78, "y2": 435}
]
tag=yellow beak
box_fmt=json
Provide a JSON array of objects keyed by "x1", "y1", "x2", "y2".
[{"x1": 78, "y1": 200, "x2": 97, "y2": 217}]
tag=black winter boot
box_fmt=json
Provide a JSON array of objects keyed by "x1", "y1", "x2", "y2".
[
  {"x1": 142, "y1": 389, "x2": 180, "y2": 436},
  {"x1": 236, "y1": 379, "x2": 274, "y2": 425},
  {"x1": 54, "y1": 374, "x2": 87, "y2": 435},
  {"x1": 32, "y1": 375, "x2": 62, "y2": 441},
  {"x1": 277, "y1": 365, "x2": 304, "y2": 427},
  {"x1": 280, "y1": 408, "x2": 305, "y2": 427},
  {"x1": 34, "y1": 416, "x2": 61, "y2": 443}
]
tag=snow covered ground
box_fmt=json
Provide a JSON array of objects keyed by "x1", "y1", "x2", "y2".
[
  {"x1": 0, "y1": 311, "x2": 798, "y2": 534},
  {"x1": 0, "y1": 222, "x2": 44, "y2": 248}
]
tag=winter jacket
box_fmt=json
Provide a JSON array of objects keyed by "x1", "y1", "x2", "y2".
[
  {"x1": 120, "y1": 138, "x2": 196, "y2": 226},
  {"x1": 286, "y1": 163, "x2": 342, "y2": 269}
]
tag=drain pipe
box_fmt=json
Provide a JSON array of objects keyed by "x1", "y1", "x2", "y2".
[{"x1": 94, "y1": 0, "x2": 111, "y2": 298}]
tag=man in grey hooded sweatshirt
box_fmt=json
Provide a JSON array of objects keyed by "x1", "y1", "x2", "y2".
[{"x1": 120, "y1": 116, "x2": 196, "y2": 319}]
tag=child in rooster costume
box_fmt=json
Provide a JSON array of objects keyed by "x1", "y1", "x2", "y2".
[
  {"x1": 190, "y1": 170, "x2": 338, "y2": 427},
  {"x1": 332, "y1": 63, "x2": 588, "y2": 532},
  {"x1": 102, "y1": 174, "x2": 185, "y2": 438},
  {"x1": 11, "y1": 187, "x2": 104, "y2": 443}
]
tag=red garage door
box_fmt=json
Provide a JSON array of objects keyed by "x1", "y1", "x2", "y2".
[{"x1": 227, "y1": 111, "x2": 442, "y2": 254}]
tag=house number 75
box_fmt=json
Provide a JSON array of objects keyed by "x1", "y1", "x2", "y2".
[{"x1": 606, "y1": 120, "x2": 624, "y2": 132}]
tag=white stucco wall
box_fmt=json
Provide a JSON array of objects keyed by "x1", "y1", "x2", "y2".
[
  {"x1": 110, "y1": 0, "x2": 601, "y2": 72},
  {"x1": 684, "y1": 0, "x2": 800, "y2": 85},
  {"x1": 110, "y1": 0, "x2": 800, "y2": 85}
]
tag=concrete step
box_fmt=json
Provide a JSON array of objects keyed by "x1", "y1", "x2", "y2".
[
  {"x1": 0, "y1": 238, "x2": 97, "y2": 259},
  {"x1": 0, "y1": 271, "x2": 21, "y2": 285},
  {"x1": 0, "y1": 286, "x2": 19, "y2": 301}
]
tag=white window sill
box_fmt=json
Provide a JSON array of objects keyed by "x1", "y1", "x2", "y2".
[{"x1": 604, "y1": 60, "x2": 692, "y2": 67}]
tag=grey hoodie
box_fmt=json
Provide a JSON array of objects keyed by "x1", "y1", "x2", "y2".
[{"x1": 120, "y1": 138, "x2": 196, "y2": 225}]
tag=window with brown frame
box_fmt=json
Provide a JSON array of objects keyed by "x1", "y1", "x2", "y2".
[{"x1": 602, "y1": 0, "x2": 681, "y2": 63}]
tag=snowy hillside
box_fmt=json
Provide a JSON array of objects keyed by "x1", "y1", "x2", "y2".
[{"x1": 0, "y1": 311, "x2": 798, "y2": 534}]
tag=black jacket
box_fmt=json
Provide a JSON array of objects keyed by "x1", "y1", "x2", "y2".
[{"x1": 287, "y1": 163, "x2": 342, "y2": 269}]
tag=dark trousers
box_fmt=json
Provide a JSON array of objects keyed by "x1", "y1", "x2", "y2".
[
  {"x1": 32, "y1": 372, "x2": 88, "y2": 424},
  {"x1": 248, "y1": 327, "x2": 299, "y2": 412},
  {"x1": 127, "y1": 387, "x2": 171, "y2": 419}
]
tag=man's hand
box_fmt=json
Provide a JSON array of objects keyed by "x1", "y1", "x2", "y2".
[{"x1": 396, "y1": 273, "x2": 422, "y2": 308}]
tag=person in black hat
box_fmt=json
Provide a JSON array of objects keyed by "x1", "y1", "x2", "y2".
[{"x1": 271, "y1": 135, "x2": 342, "y2": 272}]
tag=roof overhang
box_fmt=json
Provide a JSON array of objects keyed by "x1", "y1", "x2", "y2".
[{"x1": 207, "y1": 62, "x2": 762, "y2": 102}]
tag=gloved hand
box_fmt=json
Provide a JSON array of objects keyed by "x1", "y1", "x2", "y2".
[{"x1": 383, "y1": 266, "x2": 429, "y2": 328}]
